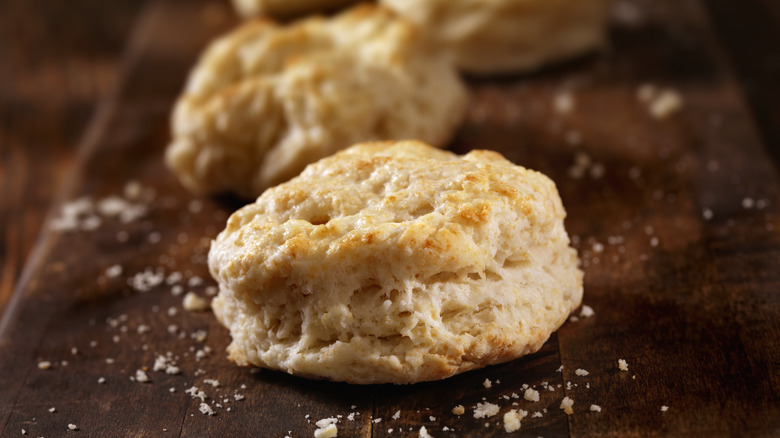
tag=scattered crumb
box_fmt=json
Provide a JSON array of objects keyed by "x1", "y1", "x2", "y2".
[
  {"x1": 98, "y1": 377, "x2": 106, "y2": 384},
  {"x1": 575, "y1": 369, "x2": 590, "y2": 377},
  {"x1": 503, "y1": 409, "x2": 528, "y2": 433},
  {"x1": 661, "y1": 406, "x2": 669, "y2": 412},
  {"x1": 68, "y1": 424, "x2": 78, "y2": 431},
  {"x1": 580, "y1": 305, "x2": 595, "y2": 318},
  {"x1": 135, "y1": 369, "x2": 150, "y2": 383},
  {"x1": 129, "y1": 269, "x2": 165, "y2": 293},
  {"x1": 637, "y1": 85, "x2": 684, "y2": 119},
  {"x1": 183, "y1": 292, "x2": 210, "y2": 312},
  {"x1": 392, "y1": 410, "x2": 401, "y2": 420},
  {"x1": 524, "y1": 388, "x2": 540, "y2": 402},
  {"x1": 37, "y1": 361, "x2": 52, "y2": 370},
  {"x1": 473, "y1": 402, "x2": 500, "y2": 419},
  {"x1": 186, "y1": 386, "x2": 207, "y2": 401},
  {"x1": 49, "y1": 407, "x2": 56, "y2": 413},
  {"x1": 199, "y1": 403, "x2": 216, "y2": 416},
  {"x1": 483, "y1": 378, "x2": 492, "y2": 388},
  {"x1": 153, "y1": 354, "x2": 180, "y2": 375},
  {"x1": 105, "y1": 264, "x2": 123, "y2": 278},
  {"x1": 553, "y1": 92, "x2": 575, "y2": 114},
  {"x1": 618, "y1": 359, "x2": 629, "y2": 371},
  {"x1": 419, "y1": 425, "x2": 433, "y2": 438},
  {"x1": 452, "y1": 405, "x2": 465, "y2": 415},
  {"x1": 650, "y1": 90, "x2": 684, "y2": 119},
  {"x1": 560, "y1": 397, "x2": 574, "y2": 415},
  {"x1": 314, "y1": 418, "x2": 338, "y2": 438},
  {"x1": 203, "y1": 379, "x2": 220, "y2": 388},
  {"x1": 590, "y1": 404, "x2": 602, "y2": 412}
]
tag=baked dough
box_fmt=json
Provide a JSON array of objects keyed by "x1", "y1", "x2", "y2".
[
  {"x1": 209, "y1": 140, "x2": 583, "y2": 384},
  {"x1": 232, "y1": 0, "x2": 361, "y2": 18},
  {"x1": 166, "y1": 5, "x2": 468, "y2": 198},
  {"x1": 380, "y1": 0, "x2": 613, "y2": 75}
]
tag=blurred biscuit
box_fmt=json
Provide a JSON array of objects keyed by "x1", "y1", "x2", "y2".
[
  {"x1": 167, "y1": 5, "x2": 467, "y2": 198},
  {"x1": 380, "y1": 0, "x2": 613, "y2": 75}
]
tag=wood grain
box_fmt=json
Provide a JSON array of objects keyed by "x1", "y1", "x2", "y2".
[
  {"x1": 1, "y1": 0, "x2": 779, "y2": 436},
  {"x1": 0, "y1": 0, "x2": 147, "y2": 313}
]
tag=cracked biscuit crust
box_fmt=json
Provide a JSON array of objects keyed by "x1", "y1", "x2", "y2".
[
  {"x1": 209, "y1": 141, "x2": 582, "y2": 384},
  {"x1": 166, "y1": 5, "x2": 467, "y2": 198}
]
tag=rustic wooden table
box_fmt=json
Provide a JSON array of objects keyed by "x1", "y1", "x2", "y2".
[{"x1": 1, "y1": 0, "x2": 779, "y2": 436}]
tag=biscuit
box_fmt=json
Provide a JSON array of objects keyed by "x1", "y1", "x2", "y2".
[
  {"x1": 232, "y1": 0, "x2": 361, "y2": 18},
  {"x1": 209, "y1": 140, "x2": 583, "y2": 384},
  {"x1": 166, "y1": 5, "x2": 468, "y2": 198},
  {"x1": 380, "y1": 0, "x2": 613, "y2": 75}
]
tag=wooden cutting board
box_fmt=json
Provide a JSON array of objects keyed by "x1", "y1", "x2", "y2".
[{"x1": 1, "y1": 0, "x2": 778, "y2": 436}]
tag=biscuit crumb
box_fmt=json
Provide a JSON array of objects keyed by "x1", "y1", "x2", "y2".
[
  {"x1": 649, "y1": 90, "x2": 684, "y2": 119},
  {"x1": 105, "y1": 264, "x2": 123, "y2": 278},
  {"x1": 186, "y1": 386, "x2": 207, "y2": 401},
  {"x1": 638, "y1": 84, "x2": 684, "y2": 119},
  {"x1": 183, "y1": 292, "x2": 210, "y2": 311},
  {"x1": 314, "y1": 418, "x2": 338, "y2": 438},
  {"x1": 199, "y1": 403, "x2": 216, "y2": 416},
  {"x1": 579, "y1": 305, "x2": 595, "y2": 318},
  {"x1": 419, "y1": 425, "x2": 433, "y2": 438},
  {"x1": 524, "y1": 388, "x2": 540, "y2": 402},
  {"x1": 135, "y1": 369, "x2": 150, "y2": 383},
  {"x1": 618, "y1": 359, "x2": 629, "y2": 371},
  {"x1": 590, "y1": 404, "x2": 602, "y2": 412},
  {"x1": 661, "y1": 406, "x2": 669, "y2": 412},
  {"x1": 553, "y1": 92, "x2": 575, "y2": 114},
  {"x1": 473, "y1": 402, "x2": 500, "y2": 419},
  {"x1": 68, "y1": 424, "x2": 78, "y2": 431},
  {"x1": 560, "y1": 397, "x2": 574, "y2": 415},
  {"x1": 452, "y1": 405, "x2": 465, "y2": 415},
  {"x1": 483, "y1": 378, "x2": 492, "y2": 388},
  {"x1": 503, "y1": 409, "x2": 528, "y2": 433},
  {"x1": 37, "y1": 361, "x2": 52, "y2": 370},
  {"x1": 575, "y1": 368, "x2": 589, "y2": 376}
]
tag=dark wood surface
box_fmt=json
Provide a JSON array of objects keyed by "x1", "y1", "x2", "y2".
[{"x1": 1, "y1": 0, "x2": 778, "y2": 436}]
